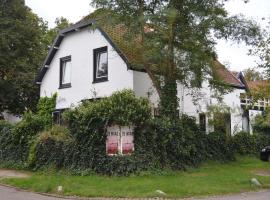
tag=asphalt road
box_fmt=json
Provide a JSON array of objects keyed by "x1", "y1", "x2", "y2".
[{"x1": 1, "y1": 185, "x2": 270, "y2": 200}]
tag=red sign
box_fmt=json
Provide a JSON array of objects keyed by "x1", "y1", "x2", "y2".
[{"x1": 106, "y1": 126, "x2": 134, "y2": 155}]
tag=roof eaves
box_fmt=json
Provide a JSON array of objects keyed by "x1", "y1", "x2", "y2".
[{"x1": 36, "y1": 20, "x2": 96, "y2": 84}]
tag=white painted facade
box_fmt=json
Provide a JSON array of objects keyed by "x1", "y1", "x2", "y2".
[
  {"x1": 41, "y1": 28, "x2": 134, "y2": 109},
  {"x1": 2, "y1": 111, "x2": 21, "y2": 124},
  {"x1": 178, "y1": 82, "x2": 245, "y2": 135},
  {"x1": 39, "y1": 24, "x2": 249, "y2": 135}
]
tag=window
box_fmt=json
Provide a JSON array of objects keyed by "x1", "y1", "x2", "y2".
[
  {"x1": 52, "y1": 109, "x2": 65, "y2": 125},
  {"x1": 93, "y1": 46, "x2": 108, "y2": 83},
  {"x1": 106, "y1": 126, "x2": 134, "y2": 155},
  {"x1": 199, "y1": 113, "x2": 206, "y2": 132},
  {"x1": 60, "y1": 56, "x2": 71, "y2": 88}
]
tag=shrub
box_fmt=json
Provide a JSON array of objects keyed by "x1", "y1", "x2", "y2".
[
  {"x1": 151, "y1": 116, "x2": 206, "y2": 170},
  {"x1": 205, "y1": 131, "x2": 235, "y2": 161},
  {"x1": 253, "y1": 111, "x2": 270, "y2": 135},
  {"x1": 232, "y1": 131, "x2": 257, "y2": 155},
  {"x1": 28, "y1": 125, "x2": 74, "y2": 169},
  {"x1": 61, "y1": 90, "x2": 154, "y2": 175},
  {"x1": 0, "y1": 121, "x2": 20, "y2": 162}
]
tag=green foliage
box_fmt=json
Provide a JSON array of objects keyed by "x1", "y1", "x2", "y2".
[
  {"x1": 91, "y1": 0, "x2": 261, "y2": 119},
  {"x1": 44, "y1": 17, "x2": 71, "y2": 44},
  {"x1": 205, "y1": 131, "x2": 235, "y2": 161},
  {"x1": 28, "y1": 125, "x2": 74, "y2": 169},
  {"x1": 36, "y1": 94, "x2": 57, "y2": 128},
  {"x1": 243, "y1": 68, "x2": 264, "y2": 81},
  {"x1": 233, "y1": 131, "x2": 270, "y2": 155},
  {"x1": 207, "y1": 104, "x2": 232, "y2": 135},
  {"x1": 62, "y1": 90, "x2": 154, "y2": 175},
  {"x1": 0, "y1": 95, "x2": 56, "y2": 165},
  {"x1": 253, "y1": 110, "x2": 270, "y2": 135},
  {"x1": 0, "y1": 0, "x2": 49, "y2": 114},
  {"x1": 0, "y1": 121, "x2": 19, "y2": 162}
]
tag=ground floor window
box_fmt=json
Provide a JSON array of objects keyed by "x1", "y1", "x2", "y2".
[
  {"x1": 52, "y1": 109, "x2": 65, "y2": 125},
  {"x1": 106, "y1": 126, "x2": 134, "y2": 155},
  {"x1": 199, "y1": 113, "x2": 206, "y2": 132},
  {"x1": 213, "y1": 112, "x2": 231, "y2": 135}
]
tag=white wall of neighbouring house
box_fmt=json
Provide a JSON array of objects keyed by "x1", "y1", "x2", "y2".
[
  {"x1": 2, "y1": 111, "x2": 21, "y2": 124},
  {"x1": 249, "y1": 110, "x2": 262, "y2": 134},
  {"x1": 133, "y1": 71, "x2": 159, "y2": 107},
  {"x1": 179, "y1": 81, "x2": 245, "y2": 135},
  {"x1": 40, "y1": 28, "x2": 134, "y2": 109}
]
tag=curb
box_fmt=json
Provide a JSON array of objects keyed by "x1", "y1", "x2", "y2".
[{"x1": 0, "y1": 183, "x2": 168, "y2": 200}]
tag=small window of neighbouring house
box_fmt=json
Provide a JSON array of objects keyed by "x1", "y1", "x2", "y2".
[
  {"x1": 93, "y1": 46, "x2": 108, "y2": 83},
  {"x1": 60, "y1": 56, "x2": 71, "y2": 88},
  {"x1": 199, "y1": 113, "x2": 206, "y2": 132},
  {"x1": 106, "y1": 126, "x2": 134, "y2": 155}
]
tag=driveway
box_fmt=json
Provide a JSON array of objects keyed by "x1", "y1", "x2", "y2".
[{"x1": 1, "y1": 185, "x2": 270, "y2": 200}]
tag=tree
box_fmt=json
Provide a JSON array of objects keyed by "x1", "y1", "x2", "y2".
[
  {"x1": 252, "y1": 25, "x2": 270, "y2": 77},
  {"x1": 45, "y1": 17, "x2": 70, "y2": 45},
  {"x1": 0, "y1": 0, "x2": 50, "y2": 116},
  {"x1": 243, "y1": 68, "x2": 263, "y2": 81},
  {"x1": 91, "y1": 0, "x2": 260, "y2": 119}
]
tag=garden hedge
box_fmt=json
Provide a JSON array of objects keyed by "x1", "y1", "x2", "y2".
[{"x1": 0, "y1": 90, "x2": 270, "y2": 175}]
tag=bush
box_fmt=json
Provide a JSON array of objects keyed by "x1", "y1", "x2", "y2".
[
  {"x1": 253, "y1": 109, "x2": 270, "y2": 135},
  {"x1": 28, "y1": 125, "x2": 74, "y2": 169},
  {"x1": 232, "y1": 131, "x2": 257, "y2": 155},
  {"x1": 61, "y1": 90, "x2": 154, "y2": 175},
  {"x1": 0, "y1": 121, "x2": 20, "y2": 162},
  {"x1": 232, "y1": 131, "x2": 270, "y2": 156},
  {"x1": 205, "y1": 131, "x2": 235, "y2": 161}
]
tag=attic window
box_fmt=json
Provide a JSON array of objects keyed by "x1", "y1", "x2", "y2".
[
  {"x1": 60, "y1": 56, "x2": 71, "y2": 89},
  {"x1": 93, "y1": 46, "x2": 108, "y2": 83}
]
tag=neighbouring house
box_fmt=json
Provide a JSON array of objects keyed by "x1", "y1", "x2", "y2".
[
  {"x1": 36, "y1": 18, "x2": 264, "y2": 135},
  {"x1": 1, "y1": 111, "x2": 21, "y2": 124}
]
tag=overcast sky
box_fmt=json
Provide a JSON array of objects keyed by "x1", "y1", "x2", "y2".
[{"x1": 25, "y1": 0, "x2": 270, "y2": 72}]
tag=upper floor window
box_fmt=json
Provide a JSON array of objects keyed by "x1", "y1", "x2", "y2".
[
  {"x1": 93, "y1": 46, "x2": 108, "y2": 83},
  {"x1": 60, "y1": 56, "x2": 71, "y2": 88}
]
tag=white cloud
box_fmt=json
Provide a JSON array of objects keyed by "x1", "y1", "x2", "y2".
[{"x1": 25, "y1": 0, "x2": 93, "y2": 28}]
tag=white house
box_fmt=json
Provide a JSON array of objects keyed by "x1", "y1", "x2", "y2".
[{"x1": 36, "y1": 19, "x2": 261, "y2": 135}]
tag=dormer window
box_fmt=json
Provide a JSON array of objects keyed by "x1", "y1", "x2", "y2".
[
  {"x1": 60, "y1": 56, "x2": 71, "y2": 89},
  {"x1": 93, "y1": 46, "x2": 108, "y2": 83}
]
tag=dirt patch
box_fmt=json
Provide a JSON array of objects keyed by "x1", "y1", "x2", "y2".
[
  {"x1": 253, "y1": 170, "x2": 270, "y2": 177},
  {"x1": 0, "y1": 170, "x2": 29, "y2": 179}
]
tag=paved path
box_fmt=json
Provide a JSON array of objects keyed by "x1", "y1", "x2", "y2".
[
  {"x1": 0, "y1": 185, "x2": 270, "y2": 200},
  {"x1": 0, "y1": 185, "x2": 68, "y2": 200}
]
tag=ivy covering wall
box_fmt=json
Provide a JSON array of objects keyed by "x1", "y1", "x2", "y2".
[{"x1": 0, "y1": 90, "x2": 269, "y2": 175}]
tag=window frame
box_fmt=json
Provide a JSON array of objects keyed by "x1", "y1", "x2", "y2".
[
  {"x1": 93, "y1": 46, "x2": 108, "y2": 83},
  {"x1": 199, "y1": 113, "x2": 206, "y2": 132},
  {"x1": 59, "y1": 55, "x2": 72, "y2": 89}
]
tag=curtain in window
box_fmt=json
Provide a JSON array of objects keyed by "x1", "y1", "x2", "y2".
[
  {"x1": 96, "y1": 51, "x2": 108, "y2": 78},
  {"x1": 62, "y1": 61, "x2": 71, "y2": 84}
]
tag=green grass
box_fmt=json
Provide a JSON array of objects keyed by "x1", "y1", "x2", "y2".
[{"x1": 1, "y1": 156, "x2": 270, "y2": 198}]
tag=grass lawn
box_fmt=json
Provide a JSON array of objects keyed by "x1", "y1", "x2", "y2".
[{"x1": 0, "y1": 156, "x2": 270, "y2": 198}]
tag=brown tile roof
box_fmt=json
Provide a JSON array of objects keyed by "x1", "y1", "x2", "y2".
[
  {"x1": 80, "y1": 11, "x2": 245, "y2": 88},
  {"x1": 246, "y1": 80, "x2": 270, "y2": 90},
  {"x1": 212, "y1": 60, "x2": 244, "y2": 88}
]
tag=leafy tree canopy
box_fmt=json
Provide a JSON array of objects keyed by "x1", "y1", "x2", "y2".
[
  {"x1": 91, "y1": 0, "x2": 261, "y2": 119},
  {"x1": 0, "y1": 0, "x2": 70, "y2": 117},
  {"x1": 0, "y1": 0, "x2": 49, "y2": 115},
  {"x1": 243, "y1": 68, "x2": 264, "y2": 81}
]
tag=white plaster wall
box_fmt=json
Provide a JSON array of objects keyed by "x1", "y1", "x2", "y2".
[
  {"x1": 249, "y1": 110, "x2": 262, "y2": 134},
  {"x1": 179, "y1": 81, "x2": 245, "y2": 134},
  {"x1": 133, "y1": 71, "x2": 159, "y2": 107},
  {"x1": 2, "y1": 111, "x2": 21, "y2": 124},
  {"x1": 40, "y1": 28, "x2": 134, "y2": 109}
]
